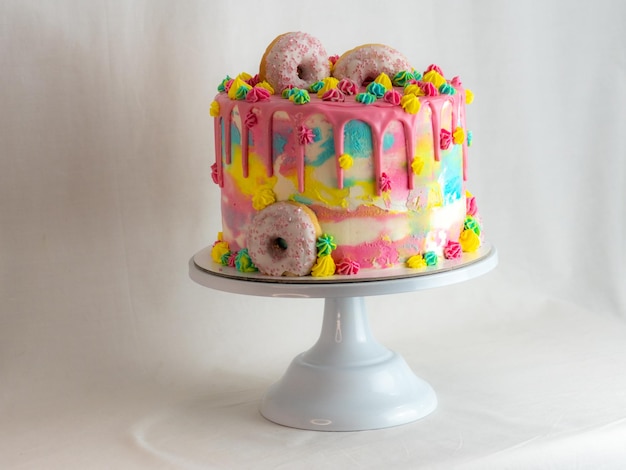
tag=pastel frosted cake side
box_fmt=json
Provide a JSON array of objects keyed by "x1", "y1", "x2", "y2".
[{"x1": 209, "y1": 35, "x2": 483, "y2": 277}]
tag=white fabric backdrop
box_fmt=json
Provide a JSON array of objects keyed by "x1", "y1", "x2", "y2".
[{"x1": 1, "y1": 1, "x2": 625, "y2": 468}]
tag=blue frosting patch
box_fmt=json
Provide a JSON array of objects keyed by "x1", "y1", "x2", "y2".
[
  {"x1": 307, "y1": 134, "x2": 335, "y2": 167},
  {"x1": 231, "y1": 123, "x2": 241, "y2": 145},
  {"x1": 343, "y1": 121, "x2": 372, "y2": 158},
  {"x1": 291, "y1": 193, "x2": 313, "y2": 205},
  {"x1": 273, "y1": 133, "x2": 288, "y2": 157},
  {"x1": 383, "y1": 132, "x2": 395, "y2": 151}
]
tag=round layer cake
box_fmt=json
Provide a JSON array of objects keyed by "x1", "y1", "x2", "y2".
[{"x1": 209, "y1": 33, "x2": 483, "y2": 277}]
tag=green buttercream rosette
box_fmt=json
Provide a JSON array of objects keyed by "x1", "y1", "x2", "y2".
[
  {"x1": 439, "y1": 82, "x2": 456, "y2": 95},
  {"x1": 356, "y1": 92, "x2": 376, "y2": 104},
  {"x1": 464, "y1": 216, "x2": 481, "y2": 235},
  {"x1": 217, "y1": 75, "x2": 232, "y2": 92},
  {"x1": 366, "y1": 82, "x2": 386, "y2": 98},
  {"x1": 220, "y1": 251, "x2": 231, "y2": 266},
  {"x1": 309, "y1": 80, "x2": 324, "y2": 93},
  {"x1": 423, "y1": 251, "x2": 438, "y2": 266},
  {"x1": 316, "y1": 234, "x2": 337, "y2": 257},
  {"x1": 392, "y1": 70, "x2": 413, "y2": 87},
  {"x1": 235, "y1": 248, "x2": 258, "y2": 272},
  {"x1": 291, "y1": 89, "x2": 310, "y2": 105}
]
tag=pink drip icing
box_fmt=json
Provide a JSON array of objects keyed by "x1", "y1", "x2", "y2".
[
  {"x1": 213, "y1": 117, "x2": 223, "y2": 187},
  {"x1": 212, "y1": 90, "x2": 463, "y2": 194},
  {"x1": 241, "y1": 124, "x2": 249, "y2": 178},
  {"x1": 334, "y1": 122, "x2": 346, "y2": 189},
  {"x1": 428, "y1": 101, "x2": 441, "y2": 162},
  {"x1": 460, "y1": 89, "x2": 468, "y2": 181},
  {"x1": 297, "y1": 136, "x2": 305, "y2": 193}
]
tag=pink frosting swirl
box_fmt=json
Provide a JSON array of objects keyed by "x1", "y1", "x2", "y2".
[
  {"x1": 246, "y1": 86, "x2": 270, "y2": 103},
  {"x1": 420, "y1": 81, "x2": 438, "y2": 96},
  {"x1": 227, "y1": 252, "x2": 237, "y2": 268},
  {"x1": 210, "y1": 162, "x2": 219, "y2": 184},
  {"x1": 322, "y1": 88, "x2": 345, "y2": 102},
  {"x1": 440, "y1": 129, "x2": 452, "y2": 150},
  {"x1": 451, "y1": 76, "x2": 462, "y2": 88},
  {"x1": 337, "y1": 258, "x2": 360, "y2": 275},
  {"x1": 380, "y1": 172, "x2": 392, "y2": 192},
  {"x1": 466, "y1": 195, "x2": 478, "y2": 216},
  {"x1": 337, "y1": 78, "x2": 358, "y2": 95},
  {"x1": 247, "y1": 74, "x2": 260, "y2": 87},
  {"x1": 383, "y1": 89, "x2": 401, "y2": 105},
  {"x1": 245, "y1": 110, "x2": 258, "y2": 129},
  {"x1": 425, "y1": 63, "x2": 444, "y2": 75},
  {"x1": 297, "y1": 125, "x2": 315, "y2": 145},
  {"x1": 223, "y1": 79, "x2": 233, "y2": 92},
  {"x1": 443, "y1": 240, "x2": 462, "y2": 260}
]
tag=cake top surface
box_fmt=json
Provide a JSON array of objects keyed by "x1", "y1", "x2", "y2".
[{"x1": 210, "y1": 32, "x2": 474, "y2": 118}]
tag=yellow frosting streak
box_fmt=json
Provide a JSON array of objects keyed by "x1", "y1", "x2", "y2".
[
  {"x1": 406, "y1": 254, "x2": 426, "y2": 269},
  {"x1": 297, "y1": 166, "x2": 349, "y2": 208},
  {"x1": 226, "y1": 148, "x2": 277, "y2": 196},
  {"x1": 311, "y1": 255, "x2": 336, "y2": 277},
  {"x1": 459, "y1": 229, "x2": 481, "y2": 252},
  {"x1": 401, "y1": 94, "x2": 421, "y2": 114},
  {"x1": 465, "y1": 88, "x2": 474, "y2": 104}
]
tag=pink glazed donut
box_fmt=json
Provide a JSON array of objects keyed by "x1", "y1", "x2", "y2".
[
  {"x1": 246, "y1": 201, "x2": 322, "y2": 277},
  {"x1": 259, "y1": 32, "x2": 331, "y2": 92},
  {"x1": 332, "y1": 44, "x2": 413, "y2": 85}
]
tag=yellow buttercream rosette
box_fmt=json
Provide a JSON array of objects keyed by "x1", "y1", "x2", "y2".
[
  {"x1": 311, "y1": 254, "x2": 336, "y2": 277},
  {"x1": 400, "y1": 94, "x2": 421, "y2": 114},
  {"x1": 459, "y1": 229, "x2": 480, "y2": 252},
  {"x1": 338, "y1": 153, "x2": 353, "y2": 170},
  {"x1": 406, "y1": 254, "x2": 427, "y2": 269},
  {"x1": 252, "y1": 187, "x2": 276, "y2": 211},
  {"x1": 211, "y1": 241, "x2": 230, "y2": 263}
]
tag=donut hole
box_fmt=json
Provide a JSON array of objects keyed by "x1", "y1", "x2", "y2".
[
  {"x1": 268, "y1": 237, "x2": 289, "y2": 259},
  {"x1": 362, "y1": 75, "x2": 376, "y2": 86},
  {"x1": 296, "y1": 60, "x2": 316, "y2": 82},
  {"x1": 274, "y1": 237, "x2": 289, "y2": 251}
]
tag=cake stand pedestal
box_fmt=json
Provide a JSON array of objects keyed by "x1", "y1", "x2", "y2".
[{"x1": 189, "y1": 244, "x2": 497, "y2": 431}]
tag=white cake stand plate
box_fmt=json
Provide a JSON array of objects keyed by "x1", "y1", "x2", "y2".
[{"x1": 189, "y1": 244, "x2": 497, "y2": 431}]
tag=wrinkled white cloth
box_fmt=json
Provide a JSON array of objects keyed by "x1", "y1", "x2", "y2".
[{"x1": 1, "y1": 1, "x2": 625, "y2": 468}]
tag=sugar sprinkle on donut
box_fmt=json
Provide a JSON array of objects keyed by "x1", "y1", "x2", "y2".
[{"x1": 259, "y1": 32, "x2": 331, "y2": 92}]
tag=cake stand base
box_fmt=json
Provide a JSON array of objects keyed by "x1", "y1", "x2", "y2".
[
  {"x1": 260, "y1": 296, "x2": 436, "y2": 431},
  {"x1": 190, "y1": 244, "x2": 497, "y2": 432}
]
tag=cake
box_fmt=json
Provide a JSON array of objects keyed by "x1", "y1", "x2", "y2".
[{"x1": 208, "y1": 32, "x2": 483, "y2": 277}]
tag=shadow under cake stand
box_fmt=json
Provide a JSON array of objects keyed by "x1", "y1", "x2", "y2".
[{"x1": 189, "y1": 244, "x2": 497, "y2": 431}]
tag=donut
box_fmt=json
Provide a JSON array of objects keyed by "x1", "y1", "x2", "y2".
[
  {"x1": 332, "y1": 44, "x2": 412, "y2": 85},
  {"x1": 246, "y1": 201, "x2": 322, "y2": 276},
  {"x1": 259, "y1": 32, "x2": 331, "y2": 92}
]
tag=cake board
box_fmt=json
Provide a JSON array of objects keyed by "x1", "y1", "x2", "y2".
[{"x1": 189, "y1": 244, "x2": 498, "y2": 431}]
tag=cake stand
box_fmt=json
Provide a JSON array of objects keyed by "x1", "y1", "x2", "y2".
[{"x1": 189, "y1": 244, "x2": 497, "y2": 431}]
